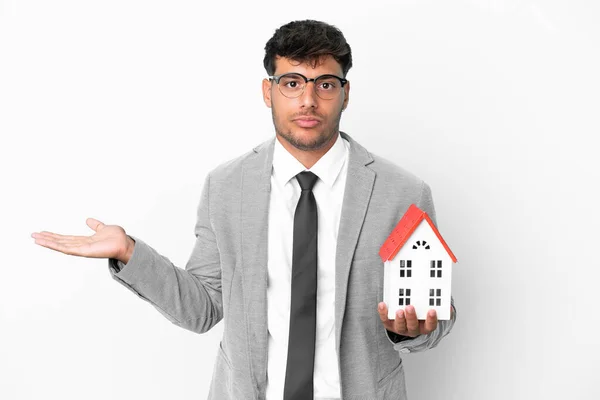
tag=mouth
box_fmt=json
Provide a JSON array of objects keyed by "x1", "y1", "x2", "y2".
[{"x1": 293, "y1": 117, "x2": 321, "y2": 128}]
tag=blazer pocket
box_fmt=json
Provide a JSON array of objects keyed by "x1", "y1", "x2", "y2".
[
  {"x1": 218, "y1": 341, "x2": 234, "y2": 370},
  {"x1": 209, "y1": 341, "x2": 234, "y2": 398},
  {"x1": 351, "y1": 253, "x2": 384, "y2": 263},
  {"x1": 220, "y1": 253, "x2": 237, "y2": 309},
  {"x1": 377, "y1": 361, "x2": 407, "y2": 399}
]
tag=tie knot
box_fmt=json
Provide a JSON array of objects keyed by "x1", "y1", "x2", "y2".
[{"x1": 296, "y1": 171, "x2": 318, "y2": 191}]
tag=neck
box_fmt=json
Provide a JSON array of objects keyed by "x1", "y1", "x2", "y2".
[{"x1": 276, "y1": 132, "x2": 339, "y2": 169}]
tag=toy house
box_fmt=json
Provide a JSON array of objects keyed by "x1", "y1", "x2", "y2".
[{"x1": 379, "y1": 204, "x2": 457, "y2": 320}]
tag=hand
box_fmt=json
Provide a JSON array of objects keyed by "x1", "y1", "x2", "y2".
[
  {"x1": 377, "y1": 302, "x2": 438, "y2": 338},
  {"x1": 31, "y1": 218, "x2": 134, "y2": 263}
]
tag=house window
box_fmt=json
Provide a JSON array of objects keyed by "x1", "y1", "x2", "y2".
[
  {"x1": 399, "y1": 288, "x2": 411, "y2": 306},
  {"x1": 429, "y1": 288, "x2": 442, "y2": 306},
  {"x1": 399, "y1": 260, "x2": 412, "y2": 278},
  {"x1": 430, "y1": 260, "x2": 442, "y2": 278},
  {"x1": 412, "y1": 240, "x2": 430, "y2": 250}
]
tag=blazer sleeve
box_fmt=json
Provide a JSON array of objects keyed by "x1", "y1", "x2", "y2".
[
  {"x1": 385, "y1": 181, "x2": 457, "y2": 353},
  {"x1": 107, "y1": 173, "x2": 223, "y2": 334}
]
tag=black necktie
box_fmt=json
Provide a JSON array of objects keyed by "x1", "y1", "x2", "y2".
[{"x1": 283, "y1": 171, "x2": 319, "y2": 400}]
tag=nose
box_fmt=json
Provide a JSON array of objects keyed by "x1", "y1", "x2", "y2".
[{"x1": 299, "y1": 81, "x2": 319, "y2": 108}]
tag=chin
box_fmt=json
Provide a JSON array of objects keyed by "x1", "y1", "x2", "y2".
[{"x1": 281, "y1": 129, "x2": 333, "y2": 151}]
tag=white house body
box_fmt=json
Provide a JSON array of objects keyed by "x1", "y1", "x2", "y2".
[{"x1": 383, "y1": 218, "x2": 453, "y2": 320}]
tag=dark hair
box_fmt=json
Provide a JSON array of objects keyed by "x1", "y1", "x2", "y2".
[{"x1": 263, "y1": 20, "x2": 353, "y2": 77}]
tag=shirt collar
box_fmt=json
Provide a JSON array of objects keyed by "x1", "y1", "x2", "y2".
[{"x1": 272, "y1": 133, "x2": 348, "y2": 188}]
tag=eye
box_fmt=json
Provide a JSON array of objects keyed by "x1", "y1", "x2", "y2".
[
  {"x1": 279, "y1": 75, "x2": 304, "y2": 89},
  {"x1": 317, "y1": 79, "x2": 338, "y2": 91}
]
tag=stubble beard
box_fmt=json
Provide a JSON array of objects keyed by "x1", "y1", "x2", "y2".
[{"x1": 271, "y1": 104, "x2": 343, "y2": 151}]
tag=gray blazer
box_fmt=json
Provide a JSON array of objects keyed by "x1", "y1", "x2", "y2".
[{"x1": 109, "y1": 132, "x2": 456, "y2": 399}]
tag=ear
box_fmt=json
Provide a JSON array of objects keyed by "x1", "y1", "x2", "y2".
[
  {"x1": 262, "y1": 78, "x2": 272, "y2": 108},
  {"x1": 342, "y1": 80, "x2": 350, "y2": 111}
]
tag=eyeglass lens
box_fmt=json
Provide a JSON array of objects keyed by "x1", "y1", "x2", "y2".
[{"x1": 277, "y1": 74, "x2": 343, "y2": 100}]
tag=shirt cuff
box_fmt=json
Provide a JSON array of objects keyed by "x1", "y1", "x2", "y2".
[{"x1": 386, "y1": 330, "x2": 414, "y2": 343}]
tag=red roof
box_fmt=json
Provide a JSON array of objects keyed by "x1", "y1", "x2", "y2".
[{"x1": 379, "y1": 204, "x2": 457, "y2": 263}]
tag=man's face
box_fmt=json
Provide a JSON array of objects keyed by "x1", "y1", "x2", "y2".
[{"x1": 262, "y1": 55, "x2": 350, "y2": 152}]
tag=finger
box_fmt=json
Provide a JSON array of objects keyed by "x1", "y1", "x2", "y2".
[
  {"x1": 34, "y1": 236, "x2": 94, "y2": 257},
  {"x1": 32, "y1": 232, "x2": 87, "y2": 245},
  {"x1": 377, "y1": 302, "x2": 388, "y2": 322},
  {"x1": 423, "y1": 309, "x2": 438, "y2": 334},
  {"x1": 34, "y1": 236, "x2": 75, "y2": 255},
  {"x1": 377, "y1": 302, "x2": 395, "y2": 331},
  {"x1": 393, "y1": 309, "x2": 408, "y2": 334},
  {"x1": 32, "y1": 231, "x2": 77, "y2": 240},
  {"x1": 86, "y1": 218, "x2": 105, "y2": 232},
  {"x1": 404, "y1": 305, "x2": 420, "y2": 336}
]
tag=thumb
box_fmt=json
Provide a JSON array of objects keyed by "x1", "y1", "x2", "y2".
[{"x1": 86, "y1": 218, "x2": 105, "y2": 232}]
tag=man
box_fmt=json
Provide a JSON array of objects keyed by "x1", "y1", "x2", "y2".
[{"x1": 32, "y1": 20, "x2": 456, "y2": 399}]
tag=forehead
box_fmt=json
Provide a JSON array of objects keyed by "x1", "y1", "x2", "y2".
[{"x1": 274, "y1": 55, "x2": 343, "y2": 77}]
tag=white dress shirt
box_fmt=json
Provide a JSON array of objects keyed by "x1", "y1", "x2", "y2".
[{"x1": 265, "y1": 133, "x2": 349, "y2": 400}]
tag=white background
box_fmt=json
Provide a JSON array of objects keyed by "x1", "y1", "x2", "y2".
[{"x1": 1, "y1": 1, "x2": 599, "y2": 399}]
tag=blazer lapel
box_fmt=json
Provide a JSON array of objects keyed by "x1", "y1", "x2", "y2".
[
  {"x1": 240, "y1": 138, "x2": 274, "y2": 394},
  {"x1": 334, "y1": 132, "x2": 376, "y2": 353}
]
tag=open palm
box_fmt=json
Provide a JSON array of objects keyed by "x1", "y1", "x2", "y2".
[{"x1": 31, "y1": 218, "x2": 130, "y2": 261}]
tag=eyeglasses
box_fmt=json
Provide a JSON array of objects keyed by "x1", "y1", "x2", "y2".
[{"x1": 268, "y1": 73, "x2": 348, "y2": 100}]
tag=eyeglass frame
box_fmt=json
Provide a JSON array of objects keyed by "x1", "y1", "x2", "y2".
[{"x1": 268, "y1": 72, "x2": 349, "y2": 99}]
